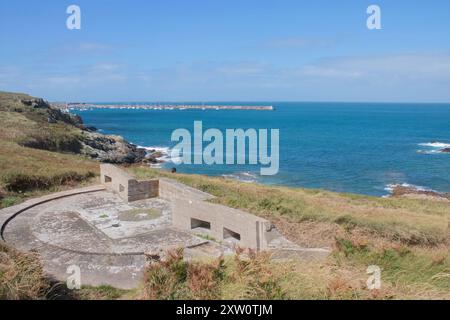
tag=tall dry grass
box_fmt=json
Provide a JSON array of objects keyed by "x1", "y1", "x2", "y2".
[
  {"x1": 0, "y1": 242, "x2": 49, "y2": 300},
  {"x1": 141, "y1": 248, "x2": 285, "y2": 300}
]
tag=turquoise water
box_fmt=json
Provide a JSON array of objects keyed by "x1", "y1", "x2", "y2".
[{"x1": 73, "y1": 102, "x2": 450, "y2": 196}]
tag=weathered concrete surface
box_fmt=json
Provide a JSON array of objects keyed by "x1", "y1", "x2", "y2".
[
  {"x1": 100, "y1": 164, "x2": 158, "y2": 202},
  {"x1": 0, "y1": 186, "x2": 106, "y2": 240},
  {"x1": 0, "y1": 188, "x2": 208, "y2": 289},
  {"x1": 160, "y1": 178, "x2": 275, "y2": 250}
]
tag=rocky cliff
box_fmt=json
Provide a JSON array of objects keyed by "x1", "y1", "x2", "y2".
[{"x1": 1, "y1": 92, "x2": 146, "y2": 164}]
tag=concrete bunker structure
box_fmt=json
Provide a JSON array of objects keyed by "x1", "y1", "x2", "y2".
[
  {"x1": 0, "y1": 165, "x2": 329, "y2": 288},
  {"x1": 158, "y1": 178, "x2": 276, "y2": 250},
  {"x1": 100, "y1": 164, "x2": 159, "y2": 202},
  {"x1": 100, "y1": 164, "x2": 278, "y2": 250}
]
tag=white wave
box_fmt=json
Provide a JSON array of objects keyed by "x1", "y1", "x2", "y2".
[
  {"x1": 137, "y1": 145, "x2": 186, "y2": 165},
  {"x1": 137, "y1": 145, "x2": 170, "y2": 164},
  {"x1": 384, "y1": 183, "x2": 436, "y2": 194},
  {"x1": 416, "y1": 149, "x2": 441, "y2": 155},
  {"x1": 418, "y1": 142, "x2": 450, "y2": 148},
  {"x1": 137, "y1": 145, "x2": 170, "y2": 154},
  {"x1": 222, "y1": 171, "x2": 259, "y2": 183},
  {"x1": 417, "y1": 141, "x2": 450, "y2": 155}
]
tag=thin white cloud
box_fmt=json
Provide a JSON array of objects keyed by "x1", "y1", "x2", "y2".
[
  {"x1": 300, "y1": 53, "x2": 450, "y2": 82},
  {"x1": 2, "y1": 53, "x2": 450, "y2": 102}
]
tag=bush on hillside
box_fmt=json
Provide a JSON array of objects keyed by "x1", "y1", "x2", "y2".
[
  {"x1": 141, "y1": 248, "x2": 285, "y2": 300},
  {"x1": 4, "y1": 171, "x2": 96, "y2": 193}
]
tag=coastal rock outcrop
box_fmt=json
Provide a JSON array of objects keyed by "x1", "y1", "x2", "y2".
[
  {"x1": 143, "y1": 151, "x2": 164, "y2": 164},
  {"x1": 441, "y1": 148, "x2": 450, "y2": 153},
  {"x1": 391, "y1": 185, "x2": 450, "y2": 201},
  {"x1": 21, "y1": 98, "x2": 49, "y2": 109},
  {"x1": 17, "y1": 97, "x2": 146, "y2": 164},
  {"x1": 80, "y1": 132, "x2": 146, "y2": 164},
  {"x1": 22, "y1": 98, "x2": 84, "y2": 127}
]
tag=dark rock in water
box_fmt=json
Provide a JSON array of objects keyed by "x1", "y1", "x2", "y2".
[
  {"x1": 391, "y1": 185, "x2": 450, "y2": 200},
  {"x1": 85, "y1": 126, "x2": 98, "y2": 132},
  {"x1": 440, "y1": 148, "x2": 450, "y2": 153},
  {"x1": 171, "y1": 168, "x2": 177, "y2": 173},
  {"x1": 153, "y1": 151, "x2": 164, "y2": 158},
  {"x1": 144, "y1": 151, "x2": 164, "y2": 164}
]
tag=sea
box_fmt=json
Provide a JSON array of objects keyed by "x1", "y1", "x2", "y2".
[{"x1": 72, "y1": 102, "x2": 450, "y2": 197}]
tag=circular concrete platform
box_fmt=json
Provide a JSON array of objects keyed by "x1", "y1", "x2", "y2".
[
  {"x1": 0, "y1": 186, "x2": 330, "y2": 289},
  {"x1": 0, "y1": 188, "x2": 208, "y2": 289}
]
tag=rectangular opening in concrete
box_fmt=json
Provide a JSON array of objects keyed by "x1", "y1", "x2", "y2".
[
  {"x1": 223, "y1": 227, "x2": 241, "y2": 242},
  {"x1": 104, "y1": 175, "x2": 112, "y2": 183},
  {"x1": 191, "y1": 218, "x2": 211, "y2": 230}
]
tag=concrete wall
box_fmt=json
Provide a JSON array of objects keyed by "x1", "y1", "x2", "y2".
[
  {"x1": 99, "y1": 166, "x2": 276, "y2": 250},
  {"x1": 159, "y1": 178, "x2": 274, "y2": 250},
  {"x1": 100, "y1": 164, "x2": 159, "y2": 202}
]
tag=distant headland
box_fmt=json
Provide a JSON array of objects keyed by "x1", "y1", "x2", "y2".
[{"x1": 55, "y1": 103, "x2": 274, "y2": 111}]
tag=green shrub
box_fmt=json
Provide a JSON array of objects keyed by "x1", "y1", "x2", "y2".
[
  {"x1": 4, "y1": 171, "x2": 95, "y2": 193},
  {"x1": 0, "y1": 197, "x2": 21, "y2": 208},
  {"x1": 19, "y1": 133, "x2": 83, "y2": 153},
  {"x1": 230, "y1": 248, "x2": 286, "y2": 300}
]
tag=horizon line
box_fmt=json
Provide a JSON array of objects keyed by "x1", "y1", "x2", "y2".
[{"x1": 59, "y1": 100, "x2": 450, "y2": 105}]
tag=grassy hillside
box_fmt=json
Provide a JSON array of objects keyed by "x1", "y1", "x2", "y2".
[
  {"x1": 129, "y1": 166, "x2": 450, "y2": 299},
  {"x1": 0, "y1": 91, "x2": 98, "y2": 207}
]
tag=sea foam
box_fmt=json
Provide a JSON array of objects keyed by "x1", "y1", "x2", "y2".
[
  {"x1": 417, "y1": 141, "x2": 450, "y2": 154},
  {"x1": 222, "y1": 171, "x2": 259, "y2": 183},
  {"x1": 384, "y1": 183, "x2": 436, "y2": 196},
  {"x1": 418, "y1": 142, "x2": 450, "y2": 148}
]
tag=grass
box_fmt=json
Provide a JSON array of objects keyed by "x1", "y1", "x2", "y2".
[
  {"x1": 138, "y1": 242, "x2": 450, "y2": 300},
  {"x1": 139, "y1": 245, "x2": 447, "y2": 300},
  {"x1": 0, "y1": 92, "x2": 99, "y2": 208},
  {"x1": 196, "y1": 234, "x2": 217, "y2": 242},
  {"x1": 128, "y1": 165, "x2": 450, "y2": 299},
  {"x1": 334, "y1": 237, "x2": 450, "y2": 293},
  {"x1": 0, "y1": 141, "x2": 98, "y2": 208},
  {"x1": 141, "y1": 248, "x2": 285, "y2": 300},
  {"x1": 4, "y1": 171, "x2": 96, "y2": 193},
  {"x1": 0, "y1": 241, "x2": 133, "y2": 300},
  {"x1": 73, "y1": 285, "x2": 130, "y2": 300},
  {"x1": 0, "y1": 242, "x2": 49, "y2": 300}
]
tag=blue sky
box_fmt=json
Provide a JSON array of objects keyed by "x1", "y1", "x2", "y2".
[{"x1": 1, "y1": 0, "x2": 450, "y2": 102}]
